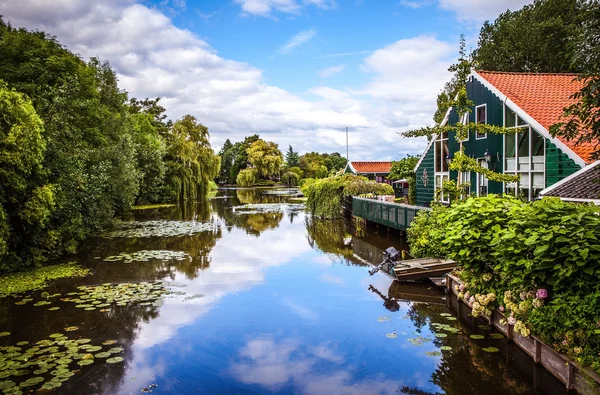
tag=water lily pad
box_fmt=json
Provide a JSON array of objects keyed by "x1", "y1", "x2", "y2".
[
  {"x1": 490, "y1": 333, "x2": 504, "y2": 339},
  {"x1": 19, "y1": 377, "x2": 44, "y2": 387},
  {"x1": 0, "y1": 380, "x2": 16, "y2": 390},
  {"x1": 377, "y1": 316, "x2": 391, "y2": 323},
  {"x1": 94, "y1": 352, "x2": 111, "y2": 359},
  {"x1": 108, "y1": 347, "x2": 123, "y2": 354},
  {"x1": 85, "y1": 346, "x2": 102, "y2": 353},
  {"x1": 64, "y1": 326, "x2": 79, "y2": 332},
  {"x1": 440, "y1": 346, "x2": 452, "y2": 351},
  {"x1": 77, "y1": 339, "x2": 91, "y2": 345},
  {"x1": 434, "y1": 333, "x2": 447, "y2": 338},
  {"x1": 0, "y1": 332, "x2": 10, "y2": 337},
  {"x1": 48, "y1": 307, "x2": 61, "y2": 311},
  {"x1": 102, "y1": 340, "x2": 118, "y2": 346},
  {"x1": 49, "y1": 333, "x2": 63, "y2": 338},
  {"x1": 15, "y1": 342, "x2": 28, "y2": 346},
  {"x1": 425, "y1": 351, "x2": 442, "y2": 357},
  {"x1": 77, "y1": 359, "x2": 94, "y2": 366},
  {"x1": 386, "y1": 332, "x2": 398, "y2": 339},
  {"x1": 42, "y1": 381, "x2": 62, "y2": 390},
  {"x1": 470, "y1": 335, "x2": 485, "y2": 340},
  {"x1": 439, "y1": 313, "x2": 451, "y2": 317},
  {"x1": 482, "y1": 347, "x2": 500, "y2": 353},
  {"x1": 106, "y1": 356, "x2": 124, "y2": 364},
  {"x1": 33, "y1": 301, "x2": 51, "y2": 307},
  {"x1": 84, "y1": 307, "x2": 96, "y2": 311},
  {"x1": 446, "y1": 317, "x2": 457, "y2": 321}
]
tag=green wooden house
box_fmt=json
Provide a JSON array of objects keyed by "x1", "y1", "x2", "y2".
[{"x1": 414, "y1": 71, "x2": 596, "y2": 207}]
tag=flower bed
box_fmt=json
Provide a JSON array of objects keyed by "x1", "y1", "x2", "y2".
[
  {"x1": 447, "y1": 273, "x2": 600, "y2": 394},
  {"x1": 408, "y1": 195, "x2": 600, "y2": 376}
]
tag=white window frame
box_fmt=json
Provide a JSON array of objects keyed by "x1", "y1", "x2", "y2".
[
  {"x1": 477, "y1": 159, "x2": 489, "y2": 197},
  {"x1": 433, "y1": 132, "x2": 450, "y2": 204},
  {"x1": 475, "y1": 104, "x2": 487, "y2": 140},
  {"x1": 461, "y1": 112, "x2": 469, "y2": 142},
  {"x1": 502, "y1": 104, "x2": 546, "y2": 201}
]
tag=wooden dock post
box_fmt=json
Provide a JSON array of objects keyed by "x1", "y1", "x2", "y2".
[{"x1": 534, "y1": 338, "x2": 542, "y2": 364}]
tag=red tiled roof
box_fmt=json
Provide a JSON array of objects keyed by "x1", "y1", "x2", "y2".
[
  {"x1": 476, "y1": 71, "x2": 597, "y2": 164},
  {"x1": 350, "y1": 161, "x2": 392, "y2": 173}
]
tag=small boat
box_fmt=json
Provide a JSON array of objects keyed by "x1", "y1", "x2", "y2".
[{"x1": 369, "y1": 247, "x2": 456, "y2": 283}]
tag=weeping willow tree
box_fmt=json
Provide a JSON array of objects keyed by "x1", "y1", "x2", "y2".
[
  {"x1": 402, "y1": 37, "x2": 519, "y2": 204},
  {"x1": 164, "y1": 115, "x2": 220, "y2": 203}
]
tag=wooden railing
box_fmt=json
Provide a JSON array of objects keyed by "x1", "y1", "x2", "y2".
[{"x1": 351, "y1": 197, "x2": 429, "y2": 231}]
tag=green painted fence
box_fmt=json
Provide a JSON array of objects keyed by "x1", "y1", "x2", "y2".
[{"x1": 351, "y1": 197, "x2": 429, "y2": 231}]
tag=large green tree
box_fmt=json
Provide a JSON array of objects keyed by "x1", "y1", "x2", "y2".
[
  {"x1": 247, "y1": 139, "x2": 283, "y2": 179},
  {"x1": 285, "y1": 145, "x2": 300, "y2": 167},
  {"x1": 163, "y1": 115, "x2": 220, "y2": 202},
  {"x1": 217, "y1": 139, "x2": 234, "y2": 184},
  {"x1": 474, "y1": 0, "x2": 585, "y2": 73}
]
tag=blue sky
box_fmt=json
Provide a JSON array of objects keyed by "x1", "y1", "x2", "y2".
[{"x1": 1, "y1": 0, "x2": 532, "y2": 160}]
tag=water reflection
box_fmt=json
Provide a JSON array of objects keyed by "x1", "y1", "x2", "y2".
[{"x1": 0, "y1": 188, "x2": 570, "y2": 395}]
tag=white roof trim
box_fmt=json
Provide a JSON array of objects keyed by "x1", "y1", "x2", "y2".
[
  {"x1": 539, "y1": 159, "x2": 600, "y2": 196},
  {"x1": 471, "y1": 71, "x2": 587, "y2": 168},
  {"x1": 557, "y1": 197, "x2": 600, "y2": 205},
  {"x1": 344, "y1": 161, "x2": 357, "y2": 174},
  {"x1": 413, "y1": 106, "x2": 453, "y2": 172}
]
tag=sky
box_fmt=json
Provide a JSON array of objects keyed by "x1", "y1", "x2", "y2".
[{"x1": 0, "y1": 0, "x2": 532, "y2": 160}]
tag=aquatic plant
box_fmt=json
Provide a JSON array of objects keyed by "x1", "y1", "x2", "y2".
[
  {"x1": 103, "y1": 250, "x2": 191, "y2": 263},
  {"x1": 61, "y1": 282, "x2": 172, "y2": 308},
  {"x1": 0, "y1": 263, "x2": 90, "y2": 298},
  {"x1": 232, "y1": 203, "x2": 305, "y2": 215},
  {"x1": 0, "y1": 332, "x2": 123, "y2": 392},
  {"x1": 104, "y1": 220, "x2": 220, "y2": 238}
]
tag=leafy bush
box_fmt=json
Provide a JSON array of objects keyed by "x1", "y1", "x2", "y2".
[
  {"x1": 281, "y1": 171, "x2": 300, "y2": 186},
  {"x1": 408, "y1": 195, "x2": 600, "y2": 373},
  {"x1": 236, "y1": 169, "x2": 259, "y2": 187},
  {"x1": 302, "y1": 174, "x2": 393, "y2": 219}
]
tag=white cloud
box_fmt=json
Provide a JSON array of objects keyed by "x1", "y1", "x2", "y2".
[
  {"x1": 0, "y1": 1, "x2": 453, "y2": 161},
  {"x1": 399, "y1": 0, "x2": 434, "y2": 9},
  {"x1": 280, "y1": 29, "x2": 317, "y2": 54},
  {"x1": 235, "y1": 0, "x2": 335, "y2": 16},
  {"x1": 438, "y1": 0, "x2": 532, "y2": 22},
  {"x1": 318, "y1": 65, "x2": 344, "y2": 78}
]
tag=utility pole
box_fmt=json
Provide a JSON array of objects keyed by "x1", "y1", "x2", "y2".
[{"x1": 346, "y1": 126, "x2": 349, "y2": 162}]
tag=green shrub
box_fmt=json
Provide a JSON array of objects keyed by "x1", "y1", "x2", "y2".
[
  {"x1": 236, "y1": 169, "x2": 259, "y2": 186},
  {"x1": 407, "y1": 195, "x2": 600, "y2": 373},
  {"x1": 302, "y1": 174, "x2": 393, "y2": 219},
  {"x1": 281, "y1": 171, "x2": 300, "y2": 186}
]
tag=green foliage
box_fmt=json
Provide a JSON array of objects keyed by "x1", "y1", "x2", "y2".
[
  {"x1": 389, "y1": 155, "x2": 420, "y2": 204},
  {"x1": 408, "y1": 195, "x2": 600, "y2": 372},
  {"x1": 302, "y1": 174, "x2": 393, "y2": 219},
  {"x1": 285, "y1": 145, "x2": 300, "y2": 167},
  {"x1": 299, "y1": 151, "x2": 347, "y2": 178},
  {"x1": 247, "y1": 139, "x2": 283, "y2": 178},
  {"x1": 218, "y1": 139, "x2": 234, "y2": 183},
  {"x1": 473, "y1": 0, "x2": 585, "y2": 73},
  {"x1": 229, "y1": 134, "x2": 260, "y2": 183},
  {"x1": 236, "y1": 169, "x2": 260, "y2": 187},
  {"x1": 281, "y1": 171, "x2": 300, "y2": 186},
  {"x1": 0, "y1": 20, "x2": 220, "y2": 273},
  {"x1": 162, "y1": 115, "x2": 220, "y2": 203},
  {"x1": 0, "y1": 262, "x2": 89, "y2": 298}
]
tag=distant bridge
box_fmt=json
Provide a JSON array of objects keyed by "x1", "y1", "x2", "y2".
[{"x1": 350, "y1": 197, "x2": 429, "y2": 232}]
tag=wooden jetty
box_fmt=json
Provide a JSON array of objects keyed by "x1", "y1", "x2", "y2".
[{"x1": 376, "y1": 257, "x2": 456, "y2": 282}]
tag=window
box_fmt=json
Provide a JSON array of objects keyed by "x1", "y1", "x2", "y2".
[
  {"x1": 434, "y1": 132, "x2": 450, "y2": 203},
  {"x1": 461, "y1": 112, "x2": 469, "y2": 141},
  {"x1": 475, "y1": 104, "x2": 487, "y2": 139},
  {"x1": 460, "y1": 171, "x2": 471, "y2": 197},
  {"x1": 477, "y1": 160, "x2": 488, "y2": 196},
  {"x1": 503, "y1": 104, "x2": 545, "y2": 201}
]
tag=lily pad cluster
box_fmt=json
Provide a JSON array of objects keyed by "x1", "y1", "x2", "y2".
[
  {"x1": 260, "y1": 189, "x2": 303, "y2": 196},
  {"x1": 103, "y1": 250, "x2": 191, "y2": 263},
  {"x1": 61, "y1": 282, "x2": 172, "y2": 309},
  {"x1": 103, "y1": 220, "x2": 219, "y2": 238},
  {"x1": 0, "y1": 263, "x2": 90, "y2": 298},
  {"x1": 232, "y1": 203, "x2": 305, "y2": 215},
  {"x1": 0, "y1": 333, "x2": 123, "y2": 393}
]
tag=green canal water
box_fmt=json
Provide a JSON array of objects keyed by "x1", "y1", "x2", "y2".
[{"x1": 0, "y1": 188, "x2": 568, "y2": 394}]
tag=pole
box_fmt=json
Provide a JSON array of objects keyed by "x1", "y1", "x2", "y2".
[{"x1": 346, "y1": 126, "x2": 349, "y2": 162}]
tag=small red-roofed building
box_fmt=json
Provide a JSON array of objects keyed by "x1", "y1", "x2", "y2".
[
  {"x1": 414, "y1": 71, "x2": 598, "y2": 206},
  {"x1": 344, "y1": 161, "x2": 393, "y2": 184}
]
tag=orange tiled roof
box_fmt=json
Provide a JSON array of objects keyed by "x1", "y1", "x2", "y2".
[
  {"x1": 350, "y1": 161, "x2": 392, "y2": 173},
  {"x1": 476, "y1": 71, "x2": 597, "y2": 164}
]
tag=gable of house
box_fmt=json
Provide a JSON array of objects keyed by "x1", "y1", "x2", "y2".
[{"x1": 414, "y1": 71, "x2": 593, "y2": 206}]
